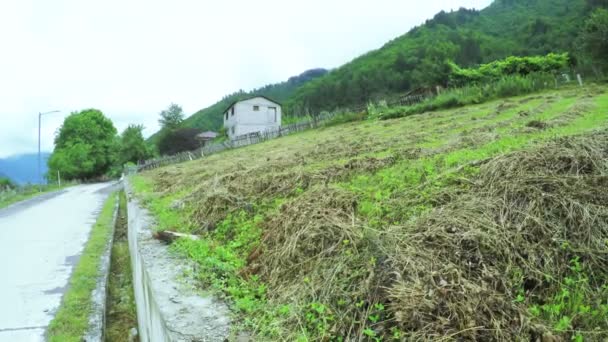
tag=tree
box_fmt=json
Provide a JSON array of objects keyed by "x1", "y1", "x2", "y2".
[
  {"x1": 0, "y1": 177, "x2": 14, "y2": 190},
  {"x1": 579, "y1": 8, "x2": 608, "y2": 71},
  {"x1": 158, "y1": 128, "x2": 202, "y2": 155},
  {"x1": 119, "y1": 124, "x2": 153, "y2": 165},
  {"x1": 159, "y1": 103, "x2": 185, "y2": 130},
  {"x1": 587, "y1": 0, "x2": 608, "y2": 10},
  {"x1": 48, "y1": 109, "x2": 118, "y2": 180}
]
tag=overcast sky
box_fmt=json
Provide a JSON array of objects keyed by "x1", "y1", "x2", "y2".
[{"x1": 0, "y1": 0, "x2": 493, "y2": 158}]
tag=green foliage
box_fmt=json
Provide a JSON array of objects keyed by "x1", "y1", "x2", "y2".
[
  {"x1": 579, "y1": 8, "x2": 608, "y2": 71},
  {"x1": 0, "y1": 177, "x2": 15, "y2": 190},
  {"x1": 158, "y1": 103, "x2": 185, "y2": 130},
  {"x1": 119, "y1": 124, "x2": 153, "y2": 165},
  {"x1": 48, "y1": 109, "x2": 118, "y2": 180},
  {"x1": 157, "y1": 127, "x2": 202, "y2": 155},
  {"x1": 448, "y1": 53, "x2": 569, "y2": 86},
  {"x1": 526, "y1": 257, "x2": 608, "y2": 338},
  {"x1": 286, "y1": 0, "x2": 588, "y2": 114}
]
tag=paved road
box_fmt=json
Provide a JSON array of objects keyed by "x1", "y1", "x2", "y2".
[{"x1": 0, "y1": 183, "x2": 115, "y2": 342}]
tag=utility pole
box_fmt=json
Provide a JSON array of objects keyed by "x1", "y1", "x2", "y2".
[{"x1": 38, "y1": 110, "x2": 60, "y2": 192}]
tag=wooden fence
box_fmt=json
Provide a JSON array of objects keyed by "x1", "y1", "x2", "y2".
[
  {"x1": 136, "y1": 92, "x2": 435, "y2": 172},
  {"x1": 137, "y1": 113, "x2": 338, "y2": 172}
]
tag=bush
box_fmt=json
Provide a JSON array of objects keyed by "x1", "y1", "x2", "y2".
[
  {"x1": 380, "y1": 73, "x2": 559, "y2": 120},
  {"x1": 158, "y1": 128, "x2": 202, "y2": 155},
  {"x1": 0, "y1": 177, "x2": 15, "y2": 190},
  {"x1": 449, "y1": 53, "x2": 570, "y2": 86}
]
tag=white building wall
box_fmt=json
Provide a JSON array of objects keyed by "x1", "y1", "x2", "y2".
[{"x1": 224, "y1": 97, "x2": 282, "y2": 139}]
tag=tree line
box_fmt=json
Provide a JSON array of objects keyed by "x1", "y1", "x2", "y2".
[
  {"x1": 284, "y1": 0, "x2": 608, "y2": 115},
  {"x1": 47, "y1": 103, "x2": 203, "y2": 181}
]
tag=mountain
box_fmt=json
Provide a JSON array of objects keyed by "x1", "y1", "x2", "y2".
[
  {"x1": 0, "y1": 153, "x2": 50, "y2": 185},
  {"x1": 148, "y1": 68, "x2": 328, "y2": 143},
  {"x1": 285, "y1": 0, "x2": 595, "y2": 114}
]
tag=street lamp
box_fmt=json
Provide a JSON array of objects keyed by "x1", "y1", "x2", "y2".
[{"x1": 39, "y1": 110, "x2": 60, "y2": 191}]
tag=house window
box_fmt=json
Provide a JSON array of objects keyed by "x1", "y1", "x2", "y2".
[
  {"x1": 253, "y1": 105, "x2": 260, "y2": 111},
  {"x1": 231, "y1": 107, "x2": 235, "y2": 116},
  {"x1": 225, "y1": 112, "x2": 228, "y2": 120},
  {"x1": 231, "y1": 126, "x2": 235, "y2": 135}
]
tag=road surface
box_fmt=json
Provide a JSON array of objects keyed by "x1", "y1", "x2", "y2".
[{"x1": 0, "y1": 183, "x2": 115, "y2": 342}]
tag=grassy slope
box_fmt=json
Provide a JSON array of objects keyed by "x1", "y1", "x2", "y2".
[
  {"x1": 132, "y1": 85, "x2": 608, "y2": 340},
  {"x1": 47, "y1": 193, "x2": 117, "y2": 342}
]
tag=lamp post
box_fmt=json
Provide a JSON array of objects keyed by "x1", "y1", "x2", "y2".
[{"x1": 38, "y1": 110, "x2": 60, "y2": 191}]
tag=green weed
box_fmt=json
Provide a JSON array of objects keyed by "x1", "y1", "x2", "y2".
[{"x1": 47, "y1": 193, "x2": 117, "y2": 342}]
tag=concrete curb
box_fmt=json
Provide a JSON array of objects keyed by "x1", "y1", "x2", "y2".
[
  {"x1": 84, "y1": 191, "x2": 120, "y2": 342},
  {"x1": 124, "y1": 180, "x2": 231, "y2": 342}
]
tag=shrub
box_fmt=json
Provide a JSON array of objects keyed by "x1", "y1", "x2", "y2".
[
  {"x1": 380, "y1": 73, "x2": 559, "y2": 120},
  {"x1": 449, "y1": 53, "x2": 570, "y2": 86},
  {"x1": 157, "y1": 128, "x2": 202, "y2": 155}
]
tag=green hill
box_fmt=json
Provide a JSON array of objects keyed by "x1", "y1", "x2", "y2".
[
  {"x1": 150, "y1": 0, "x2": 604, "y2": 145},
  {"x1": 285, "y1": 0, "x2": 596, "y2": 114},
  {"x1": 148, "y1": 69, "x2": 327, "y2": 144}
]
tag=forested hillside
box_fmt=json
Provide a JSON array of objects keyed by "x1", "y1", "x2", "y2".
[
  {"x1": 164, "y1": 69, "x2": 327, "y2": 136},
  {"x1": 286, "y1": 0, "x2": 600, "y2": 114}
]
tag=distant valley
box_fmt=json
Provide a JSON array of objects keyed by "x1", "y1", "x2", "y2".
[{"x1": 0, "y1": 153, "x2": 50, "y2": 184}]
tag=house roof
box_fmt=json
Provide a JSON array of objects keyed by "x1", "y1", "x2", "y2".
[
  {"x1": 223, "y1": 95, "x2": 281, "y2": 114},
  {"x1": 196, "y1": 131, "x2": 219, "y2": 140}
]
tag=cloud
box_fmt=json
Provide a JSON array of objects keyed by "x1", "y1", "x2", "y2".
[{"x1": 0, "y1": 0, "x2": 492, "y2": 157}]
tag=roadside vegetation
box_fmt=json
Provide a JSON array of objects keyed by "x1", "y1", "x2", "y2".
[
  {"x1": 105, "y1": 191, "x2": 138, "y2": 342},
  {"x1": 47, "y1": 193, "x2": 117, "y2": 342},
  {"x1": 0, "y1": 182, "x2": 71, "y2": 210},
  {"x1": 46, "y1": 109, "x2": 154, "y2": 182},
  {"x1": 131, "y1": 83, "x2": 608, "y2": 340}
]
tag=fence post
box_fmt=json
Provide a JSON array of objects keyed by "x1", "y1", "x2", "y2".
[{"x1": 577, "y1": 74, "x2": 584, "y2": 87}]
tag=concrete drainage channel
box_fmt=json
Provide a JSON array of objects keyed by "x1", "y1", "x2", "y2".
[
  {"x1": 105, "y1": 191, "x2": 138, "y2": 341},
  {"x1": 85, "y1": 183, "x2": 230, "y2": 341},
  {"x1": 124, "y1": 182, "x2": 231, "y2": 342}
]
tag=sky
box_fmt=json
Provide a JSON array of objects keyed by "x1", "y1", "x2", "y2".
[{"x1": 0, "y1": 0, "x2": 493, "y2": 158}]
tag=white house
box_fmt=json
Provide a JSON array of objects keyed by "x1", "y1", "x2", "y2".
[{"x1": 223, "y1": 96, "x2": 282, "y2": 139}]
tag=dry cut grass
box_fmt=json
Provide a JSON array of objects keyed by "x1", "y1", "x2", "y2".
[{"x1": 132, "y1": 86, "x2": 608, "y2": 341}]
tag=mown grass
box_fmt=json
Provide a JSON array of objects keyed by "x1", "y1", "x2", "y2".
[
  {"x1": 131, "y1": 85, "x2": 608, "y2": 341},
  {"x1": 47, "y1": 192, "x2": 117, "y2": 342}
]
